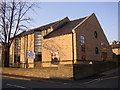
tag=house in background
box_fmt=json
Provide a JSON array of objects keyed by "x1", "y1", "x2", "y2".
[
  {"x1": 42, "y1": 13, "x2": 113, "y2": 67},
  {"x1": 110, "y1": 41, "x2": 120, "y2": 55}
]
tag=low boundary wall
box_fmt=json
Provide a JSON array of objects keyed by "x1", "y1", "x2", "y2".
[
  {"x1": 2, "y1": 61, "x2": 118, "y2": 80},
  {"x1": 2, "y1": 64, "x2": 73, "y2": 79},
  {"x1": 73, "y1": 61, "x2": 118, "y2": 79}
]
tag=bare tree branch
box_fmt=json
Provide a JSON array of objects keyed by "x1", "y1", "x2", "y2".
[
  {"x1": 0, "y1": 1, "x2": 38, "y2": 46},
  {"x1": 0, "y1": 0, "x2": 39, "y2": 67},
  {"x1": 8, "y1": 1, "x2": 15, "y2": 46}
]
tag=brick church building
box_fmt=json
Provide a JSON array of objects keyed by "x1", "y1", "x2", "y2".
[
  {"x1": 10, "y1": 13, "x2": 113, "y2": 68},
  {"x1": 42, "y1": 13, "x2": 113, "y2": 67}
]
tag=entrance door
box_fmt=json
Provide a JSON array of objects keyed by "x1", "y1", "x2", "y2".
[{"x1": 34, "y1": 54, "x2": 42, "y2": 68}]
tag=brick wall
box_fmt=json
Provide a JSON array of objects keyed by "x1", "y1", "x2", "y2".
[
  {"x1": 2, "y1": 64, "x2": 73, "y2": 79},
  {"x1": 42, "y1": 34, "x2": 73, "y2": 67},
  {"x1": 75, "y1": 13, "x2": 113, "y2": 61},
  {"x1": 73, "y1": 61, "x2": 118, "y2": 79},
  {"x1": 2, "y1": 61, "x2": 118, "y2": 80}
]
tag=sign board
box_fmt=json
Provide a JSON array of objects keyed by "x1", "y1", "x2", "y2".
[{"x1": 27, "y1": 51, "x2": 35, "y2": 59}]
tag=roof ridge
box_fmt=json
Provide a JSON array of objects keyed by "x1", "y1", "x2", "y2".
[
  {"x1": 52, "y1": 17, "x2": 69, "y2": 26},
  {"x1": 70, "y1": 16, "x2": 87, "y2": 22},
  {"x1": 12, "y1": 17, "x2": 69, "y2": 38},
  {"x1": 72, "y1": 13, "x2": 94, "y2": 31},
  {"x1": 32, "y1": 17, "x2": 70, "y2": 31},
  {"x1": 43, "y1": 14, "x2": 94, "y2": 39}
]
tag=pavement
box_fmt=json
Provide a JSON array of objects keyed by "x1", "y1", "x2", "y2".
[{"x1": 1, "y1": 67, "x2": 120, "y2": 89}]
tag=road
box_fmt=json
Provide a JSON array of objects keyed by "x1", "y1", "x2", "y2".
[
  {"x1": 2, "y1": 76, "x2": 86, "y2": 89},
  {"x1": 1, "y1": 67, "x2": 120, "y2": 89}
]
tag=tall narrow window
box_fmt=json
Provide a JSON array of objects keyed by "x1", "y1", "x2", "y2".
[
  {"x1": 34, "y1": 32, "x2": 42, "y2": 54},
  {"x1": 80, "y1": 35, "x2": 85, "y2": 45},
  {"x1": 95, "y1": 47, "x2": 99, "y2": 54},
  {"x1": 34, "y1": 32, "x2": 42, "y2": 62},
  {"x1": 14, "y1": 38, "x2": 21, "y2": 64},
  {"x1": 80, "y1": 35, "x2": 85, "y2": 52},
  {"x1": 80, "y1": 35, "x2": 86, "y2": 60},
  {"x1": 94, "y1": 31, "x2": 98, "y2": 38}
]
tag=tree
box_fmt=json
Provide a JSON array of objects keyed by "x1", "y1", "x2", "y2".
[{"x1": 0, "y1": 0, "x2": 38, "y2": 67}]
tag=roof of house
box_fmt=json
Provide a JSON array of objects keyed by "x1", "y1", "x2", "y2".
[
  {"x1": 14, "y1": 17, "x2": 70, "y2": 37},
  {"x1": 111, "y1": 44, "x2": 120, "y2": 49},
  {"x1": 43, "y1": 17, "x2": 87, "y2": 39},
  {"x1": 13, "y1": 14, "x2": 91, "y2": 39},
  {"x1": 110, "y1": 41, "x2": 120, "y2": 49}
]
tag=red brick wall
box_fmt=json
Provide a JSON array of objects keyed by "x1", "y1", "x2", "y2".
[{"x1": 75, "y1": 14, "x2": 113, "y2": 61}]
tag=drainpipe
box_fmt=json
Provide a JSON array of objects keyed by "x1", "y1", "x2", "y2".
[
  {"x1": 72, "y1": 29, "x2": 75, "y2": 65},
  {"x1": 72, "y1": 29, "x2": 75, "y2": 79}
]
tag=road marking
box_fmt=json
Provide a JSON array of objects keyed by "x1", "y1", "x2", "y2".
[
  {"x1": 95, "y1": 76, "x2": 120, "y2": 81},
  {"x1": 7, "y1": 83, "x2": 33, "y2": 90},
  {"x1": 79, "y1": 79, "x2": 97, "y2": 85},
  {"x1": 79, "y1": 75, "x2": 120, "y2": 85},
  {"x1": 63, "y1": 83, "x2": 71, "y2": 85},
  {"x1": 1, "y1": 75, "x2": 31, "y2": 81}
]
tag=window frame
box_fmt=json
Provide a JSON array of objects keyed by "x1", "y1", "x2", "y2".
[
  {"x1": 34, "y1": 31, "x2": 42, "y2": 53},
  {"x1": 80, "y1": 35, "x2": 85, "y2": 52}
]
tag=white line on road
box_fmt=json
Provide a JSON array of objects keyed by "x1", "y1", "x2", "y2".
[
  {"x1": 7, "y1": 83, "x2": 33, "y2": 90},
  {"x1": 79, "y1": 75, "x2": 120, "y2": 85},
  {"x1": 95, "y1": 76, "x2": 120, "y2": 81}
]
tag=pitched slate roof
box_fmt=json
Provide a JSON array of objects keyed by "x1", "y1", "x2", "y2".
[
  {"x1": 44, "y1": 17, "x2": 87, "y2": 39},
  {"x1": 14, "y1": 17, "x2": 70, "y2": 37},
  {"x1": 14, "y1": 15, "x2": 88, "y2": 39}
]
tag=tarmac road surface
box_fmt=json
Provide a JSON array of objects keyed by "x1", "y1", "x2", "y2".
[{"x1": 1, "y1": 67, "x2": 120, "y2": 89}]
